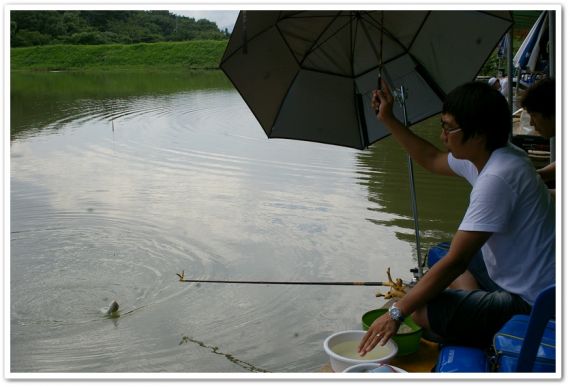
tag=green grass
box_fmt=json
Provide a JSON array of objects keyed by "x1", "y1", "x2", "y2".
[
  {"x1": 11, "y1": 40, "x2": 228, "y2": 72},
  {"x1": 12, "y1": 37, "x2": 524, "y2": 76}
]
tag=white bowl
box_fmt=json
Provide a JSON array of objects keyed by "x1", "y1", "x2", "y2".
[
  {"x1": 323, "y1": 330, "x2": 398, "y2": 372},
  {"x1": 343, "y1": 363, "x2": 406, "y2": 373}
]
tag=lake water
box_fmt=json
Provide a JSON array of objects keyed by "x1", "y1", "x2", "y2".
[{"x1": 9, "y1": 70, "x2": 470, "y2": 373}]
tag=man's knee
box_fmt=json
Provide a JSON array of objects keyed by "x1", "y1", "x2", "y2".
[
  {"x1": 412, "y1": 306, "x2": 446, "y2": 343},
  {"x1": 449, "y1": 270, "x2": 480, "y2": 290},
  {"x1": 411, "y1": 307, "x2": 430, "y2": 330}
]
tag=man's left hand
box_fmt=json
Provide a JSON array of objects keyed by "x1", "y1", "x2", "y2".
[{"x1": 357, "y1": 312, "x2": 400, "y2": 356}]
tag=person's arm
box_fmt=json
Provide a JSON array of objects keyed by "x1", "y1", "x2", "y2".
[
  {"x1": 537, "y1": 161, "x2": 555, "y2": 183},
  {"x1": 358, "y1": 230, "x2": 491, "y2": 355},
  {"x1": 373, "y1": 79, "x2": 455, "y2": 176}
]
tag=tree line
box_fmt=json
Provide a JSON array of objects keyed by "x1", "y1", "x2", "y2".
[{"x1": 10, "y1": 11, "x2": 229, "y2": 47}]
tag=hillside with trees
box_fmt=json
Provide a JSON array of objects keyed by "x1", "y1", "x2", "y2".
[{"x1": 10, "y1": 10, "x2": 229, "y2": 47}]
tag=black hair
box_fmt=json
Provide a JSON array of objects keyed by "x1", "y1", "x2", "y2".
[
  {"x1": 442, "y1": 82, "x2": 511, "y2": 152},
  {"x1": 521, "y1": 78, "x2": 555, "y2": 118}
]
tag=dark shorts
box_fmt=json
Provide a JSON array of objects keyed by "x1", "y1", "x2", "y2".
[{"x1": 427, "y1": 251, "x2": 532, "y2": 347}]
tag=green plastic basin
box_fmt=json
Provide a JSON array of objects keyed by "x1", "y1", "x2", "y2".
[{"x1": 362, "y1": 308, "x2": 423, "y2": 357}]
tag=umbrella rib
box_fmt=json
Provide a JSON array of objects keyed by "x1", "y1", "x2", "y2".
[
  {"x1": 275, "y1": 12, "x2": 350, "y2": 71},
  {"x1": 411, "y1": 59, "x2": 447, "y2": 100},
  {"x1": 351, "y1": 15, "x2": 367, "y2": 149},
  {"x1": 474, "y1": 19, "x2": 514, "y2": 80},
  {"x1": 299, "y1": 12, "x2": 387, "y2": 76},
  {"x1": 479, "y1": 10, "x2": 515, "y2": 24},
  {"x1": 351, "y1": 52, "x2": 413, "y2": 79},
  {"x1": 299, "y1": 11, "x2": 353, "y2": 68},
  {"x1": 408, "y1": 11, "x2": 431, "y2": 51},
  {"x1": 360, "y1": 13, "x2": 413, "y2": 60},
  {"x1": 264, "y1": 11, "x2": 347, "y2": 71},
  {"x1": 220, "y1": 11, "x2": 296, "y2": 65},
  {"x1": 359, "y1": 17, "x2": 381, "y2": 69},
  {"x1": 350, "y1": 13, "x2": 355, "y2": 77}
]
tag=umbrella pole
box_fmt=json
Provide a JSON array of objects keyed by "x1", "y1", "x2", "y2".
[
  {"x1": 548, "y1": 11, "x2": 555, "y2": 78},
  {"x1": 507, "y1": 28, "x2": 514, "y2": 118},
  {"x1": 548, "y1": 11, "x2": 555, "y2": 165},
  {"x1": 406, "y1": 156, "x2": 423, "y2": 279},
  {"x1": 394, "y1": 86, "x2": 424, "y2": 280}
]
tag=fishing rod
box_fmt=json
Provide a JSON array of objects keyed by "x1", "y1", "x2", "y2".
[
  {"x1": 177, "y1": 271, "x2": 383, "y2": 286},
  {"x1": 176, "y1": 270, "x2": 409, "y2": 299}
]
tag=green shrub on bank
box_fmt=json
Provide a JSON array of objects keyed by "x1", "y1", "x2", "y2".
[
  {"x1": 11, "y1": 40, "x2": 228, "y2": 71},
  {"x1": 10, "y1": 11, "x2": 227, "y2": 47}
]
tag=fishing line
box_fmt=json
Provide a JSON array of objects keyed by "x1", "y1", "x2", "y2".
[{"x1": 179, "y1": 335, "x2": 269, "y2": 373}]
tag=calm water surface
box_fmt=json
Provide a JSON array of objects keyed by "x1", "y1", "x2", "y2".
[{"x1": 10, "y1": 71, "x2": 470, "y2": 373}]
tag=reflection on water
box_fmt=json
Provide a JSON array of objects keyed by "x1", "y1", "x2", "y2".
[
  {"x1": 10, "y1": 70, "x2": 470, "y2": 373},
  {"x1": 359, "y1": 125, "x2": 471, "y2": 248},
  {"x1": 10, "y1": 71, "x2": 233, "y2": 140}
]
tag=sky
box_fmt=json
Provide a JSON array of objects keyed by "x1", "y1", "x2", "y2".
[{"x1": 171, "y1": 11, "x2": 239, "y2": 32}]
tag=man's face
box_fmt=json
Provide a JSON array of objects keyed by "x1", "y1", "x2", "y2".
[
  {"x1": 528, "y1": 111, "x2": 555, "y2": 139},
  {"x1": 440, "y1": 113, "x2": 465, "y2": 156},
  {"x1": 440, "y1": 113, "x2": 486, "y2": 160}
]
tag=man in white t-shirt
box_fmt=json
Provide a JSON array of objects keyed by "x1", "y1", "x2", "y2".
[
  {"x1": 358, "y1": 80, "x2": 555, "y2": 354},
  {"x1": 488, "y1": 76, "x2": 510, "y2": 99},
  {"x1": 499, "y1": 76, "x2": 510, "y2": 99},
  {"x1": 520, "y1": 78, "x2": 555, "y2": 187}
]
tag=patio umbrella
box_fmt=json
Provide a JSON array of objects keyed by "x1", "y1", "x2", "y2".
[
  {"x1": 513, "y1": 11, "x2": 548, "y2": 72},
  {"x1": 497, "y1": 34, "x2": 510, "y2": 60},
  {"x1": 220, "y1": 10, "x2": 512, "y2": 277},
  {"x1": 220, "y1": 10, "x2": 512, "y2": 149}
]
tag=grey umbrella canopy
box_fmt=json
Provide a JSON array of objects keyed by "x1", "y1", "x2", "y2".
[{"x1": 220, "y1": 10, "x2": 513, "y2": 150}]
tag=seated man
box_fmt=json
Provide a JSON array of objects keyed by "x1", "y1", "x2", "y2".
[
  {"x1": 358, "y1": 81, "x2": 555, "y2": 354},
  {"x1": 520, "y1": 78, "x2": 555, "y2": 186},
  {"x1": 488, "y1": 76, "x2": 509, "y2": 99},
  {"x1": 488, "y1": 77, "x2": 501, "y2": 91}
]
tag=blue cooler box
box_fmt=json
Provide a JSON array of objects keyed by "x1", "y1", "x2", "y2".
[
  {"x1": 493, "y1": 315, "x2": 555, "y2": 372},
  {"x1": 435, "y1": 345, "x2": 490, "y2": 372}
]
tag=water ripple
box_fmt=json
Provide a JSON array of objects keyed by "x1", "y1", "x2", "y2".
[{"x1": 10, "y1": 80, "x2": 454, "y2": 372}]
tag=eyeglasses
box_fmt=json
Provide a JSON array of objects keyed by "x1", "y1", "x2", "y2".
[{"x1": 441, "y1": 120, "x2": 462, "y2": 135}]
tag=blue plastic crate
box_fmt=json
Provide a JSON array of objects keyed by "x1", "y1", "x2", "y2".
[{"x1": 426, "y1": 241, "x2": 450, "y2": 268}]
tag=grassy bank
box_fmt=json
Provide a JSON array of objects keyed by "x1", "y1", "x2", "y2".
[{"x1": 11, "y1": 40, "x2": 228, "y2": 72}]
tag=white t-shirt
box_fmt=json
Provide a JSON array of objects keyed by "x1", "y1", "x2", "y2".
[{"x1": 448, "y1": 144, "x2": 555, "y2": 305}]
